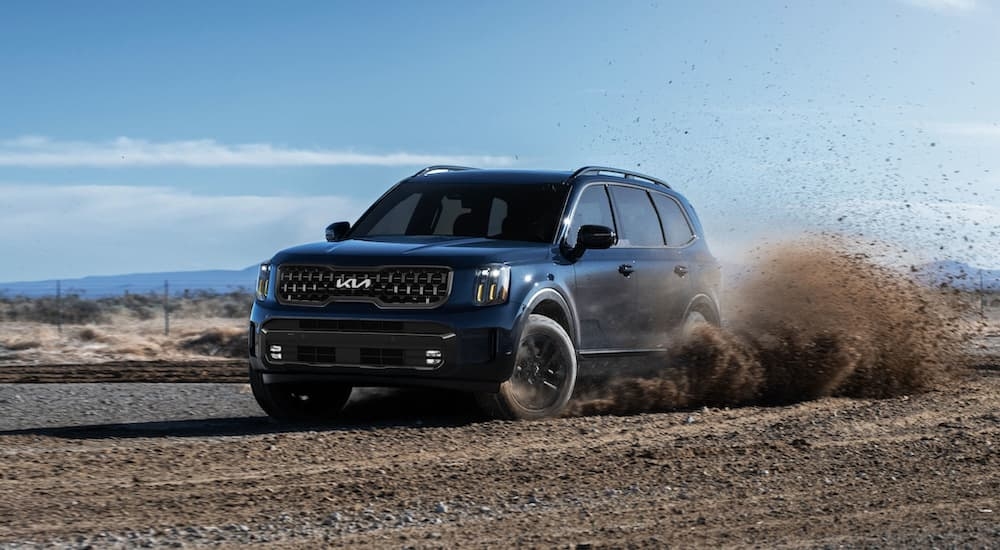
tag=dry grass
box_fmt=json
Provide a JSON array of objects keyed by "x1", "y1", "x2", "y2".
[
  {"x1": 0, "y1": 317, "x2": 246, "y2": 365},
  {"x1": 0, "y1": 291, "x2": 252, "y2": 364},
  {"x1": 0, "y1": 290, "x2": 251, "y2": 324}
]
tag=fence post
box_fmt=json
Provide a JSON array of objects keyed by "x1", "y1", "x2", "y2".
[
  {"x1": 56, "y1": 280, "x2": 62, "y2": 334},
  {"x1": 981, "y1": 270, "x2": 986, "y2": 319},
  {"x1": 164, "y1": 280, "x2": 170, "y2": 336}
]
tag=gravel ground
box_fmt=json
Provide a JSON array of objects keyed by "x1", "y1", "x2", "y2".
[
  {"x1": 1, "y1": 365, "x2": 999, "y2": 548},
  {"x1": 0, "y1": 383, "x2": 264, "y2": 431},
  {"x1": 5, "y1": 248, "x2": 996, "y2": 547}
]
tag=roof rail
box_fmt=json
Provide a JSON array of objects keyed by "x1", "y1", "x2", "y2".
[
  {"x1": 567, "y1": 166, "x2": 671, "y2": 189},
  {"x1": 411, "y1": 165, "x2": 478, "y2": 177}
]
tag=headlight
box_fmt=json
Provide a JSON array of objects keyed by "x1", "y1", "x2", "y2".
[
  {"x1": 256, "y1": 263, "x2": 271, "y2": 300},
  {"x1": 473, "y1": 264, "x2": 510, "y2": 306}
]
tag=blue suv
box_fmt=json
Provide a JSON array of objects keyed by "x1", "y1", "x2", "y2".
[{"x1": 249, "y1": 166, "x2": 721, "y2": 420}]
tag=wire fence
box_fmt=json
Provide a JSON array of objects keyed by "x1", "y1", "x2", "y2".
[
  {"x1": 0, "y1": 280, "x2": 254, "y2": 335},
  {"x1": 3, "y1": 272, "x2": 999, "y2": 333}
]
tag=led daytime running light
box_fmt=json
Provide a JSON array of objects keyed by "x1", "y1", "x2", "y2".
[
  {"x1": 256, "y1": 263, "x2": 271, "y2": 300},
  {"x1": 473, "y1": 264, "x2": 510, "y2": 306}
]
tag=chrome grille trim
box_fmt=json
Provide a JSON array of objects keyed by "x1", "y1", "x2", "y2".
[{"x1": 276, "y1": 264, "x2": 453, "y2": 308}]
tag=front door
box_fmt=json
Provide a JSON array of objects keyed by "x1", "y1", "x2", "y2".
[{"x1": 566, "y1": 184, "x2": 636, "y2": 351}]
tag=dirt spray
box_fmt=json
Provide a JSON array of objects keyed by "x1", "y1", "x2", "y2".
[{"x1": 569, "y1": 239, "x2": 969, "y2": 416}]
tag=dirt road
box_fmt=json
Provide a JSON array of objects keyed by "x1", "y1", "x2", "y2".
[
  {"x1": 1, "y1": 359, "x2": 998, "y2": 547},
  {"x1": 0, "y1": 360, "x2": 245, "y2": 384}
]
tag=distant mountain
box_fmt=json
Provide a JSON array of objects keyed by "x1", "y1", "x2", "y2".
[
  {"x1": 915, "y1": 260, "x2": 1000, "y2": 291},
  {"x1": 0, "y1": 266, "x2": 258, "y2": 298}
]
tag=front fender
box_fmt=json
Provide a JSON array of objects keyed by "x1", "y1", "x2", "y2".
[{"x1": 511, "y1": 286, "x2": 578, "y2": 351}]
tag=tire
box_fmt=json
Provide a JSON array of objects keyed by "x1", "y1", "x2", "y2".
[
  {"x1": 681, "y1": 309, "x2": 711, "y2": 339},
  {"x1": 249, "y1": 367, "x2": 352, "y2": 423},
  {"x1": 476, "y1": 314, "x2": 578, "y2": 420}
]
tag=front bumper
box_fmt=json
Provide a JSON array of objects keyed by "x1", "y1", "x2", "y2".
[{"x1": 248, "y1": 303, "x2": 520, "y2": 393}]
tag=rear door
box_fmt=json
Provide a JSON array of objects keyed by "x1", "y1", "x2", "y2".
[
  {"x1": 608, "y1": 185, "x2": 691, "y2": 350},
  {"x1": 649, "y1": 191, "x2": 699, "y2": 334}
]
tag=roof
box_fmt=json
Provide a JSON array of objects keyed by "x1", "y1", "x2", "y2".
[
  {"x1": 408, "y1": 168, "x2": 573, "y2": 186},
  {"x1": 407, "y1": 165, "x2": 672, "y2": 190}
]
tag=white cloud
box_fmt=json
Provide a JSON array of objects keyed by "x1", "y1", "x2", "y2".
[
  {"x1": 0, "y1": 136, "x2": 516, "y2": 168},
  {"x1": 0, "y1": 183, "x2": 367, "y2": 280},
  {"x1": 901, "y1": 0, "x2": 978, "y2": 12}
]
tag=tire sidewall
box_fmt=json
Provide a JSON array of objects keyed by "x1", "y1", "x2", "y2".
[
  {"x1": 249, "y1": 367, "x2": 352, "y2": 423},
  {"x1": 497, "y1": 314, "x2": 578, "y2": 420}
]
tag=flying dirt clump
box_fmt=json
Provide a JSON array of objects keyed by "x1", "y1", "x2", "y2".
[{"x1": 569, "y1": 240, "x2": 967, "y2": 416}]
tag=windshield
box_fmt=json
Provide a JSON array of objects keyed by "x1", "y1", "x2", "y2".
[{"x1": 351, "y1": 181, "x2": 570, "y2": 243}]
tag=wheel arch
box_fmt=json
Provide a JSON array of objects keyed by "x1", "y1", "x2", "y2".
[
  {"x1": 684, "y1": 293, "x2": 722, "y2": 326},
  {"x1": 516, "y1": 287, "x2": 578, "y2": 348}
]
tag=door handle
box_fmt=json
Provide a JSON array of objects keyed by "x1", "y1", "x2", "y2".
[
  {"x1": 618, "y1": 264, "x2": 634, "y2": 277},
  {"x1": 674, "y1": 265, "x2": 689, "y2": 277}
]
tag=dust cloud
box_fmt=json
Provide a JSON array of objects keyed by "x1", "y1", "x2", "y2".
[{"x1": 569, "y1": 238, "x2": 969, "y2": 416}]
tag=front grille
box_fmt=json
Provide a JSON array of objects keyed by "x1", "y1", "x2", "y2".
[
  {"x1": 297, "y1": 345, "x2": 337, "y2": 363},
  {"x1": 282, "y1": 345, "x2": 424, "y2": 368},
  {"x1": 360, "y1": 348, "x2": 406, "y2": 367},
  {"x1": 276, "y1": 265, "x2": 452, "y2": 308},
  {"x1": 299, "y1": 319, "x2": 406, "y2": 332},
  {"x1": 265, "y1": 318, "x2": 451, "y2": 335}
]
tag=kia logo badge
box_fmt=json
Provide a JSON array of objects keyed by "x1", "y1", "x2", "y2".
[{"x1": 335, "y1": 277, "x2": 373, "y2": 290}]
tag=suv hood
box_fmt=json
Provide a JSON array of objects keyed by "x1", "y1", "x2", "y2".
[{"x1": 270, "y1": 236, "x2": 552, "y2": 269}]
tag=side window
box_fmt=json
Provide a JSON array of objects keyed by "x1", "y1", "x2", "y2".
[
  {"x1": 651, "y1": 193, "x2": 695, "y2": 246},
  {"x1": 609, "y1": 186, "x2": 664, "y2": 247},
  {"x1": 567, "y1": 185, "x2": 615, "y2": 247}
]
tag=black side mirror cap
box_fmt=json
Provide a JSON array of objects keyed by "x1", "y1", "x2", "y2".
[
  {"x1": 577, "y1": 224, "x2": 616, "y2": 249},
  {"x1": 563, "y1": 224, "x2": 616, "y2": 260},
  {"x1": 325, "y1": 221, "x2": 351, "y2": 242}
]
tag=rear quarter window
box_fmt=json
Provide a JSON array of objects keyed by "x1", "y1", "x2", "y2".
[{"x1": 651, "y1": 193, "x2": 695, "y2": 246}]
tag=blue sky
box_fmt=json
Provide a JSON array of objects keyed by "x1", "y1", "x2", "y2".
[{"x1": 1, "y1": 0, "x2": 998, "y2": 281}]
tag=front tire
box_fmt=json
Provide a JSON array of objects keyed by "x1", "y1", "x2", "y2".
[
  {"x1": 249, "y1": 367, "x2": 352, "y2": 423},
  {"x1": 477, "y1": 314, "x2": 577, "y2": 420}
]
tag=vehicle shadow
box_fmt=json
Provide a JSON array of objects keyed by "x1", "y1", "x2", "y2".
[{"x1": 0, "y1": 388, "x2": 486, "y2": 440}]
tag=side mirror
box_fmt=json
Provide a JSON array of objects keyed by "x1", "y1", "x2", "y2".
[
  {"x1": 577, "y1": 224, "x2": 616, "y2": 250},
  {"x1": 563, "y1": 224, "x2": 616, "y2": 260},
  {"x1": 325, "y1": 221, "x2": 351, "y2": 242}
]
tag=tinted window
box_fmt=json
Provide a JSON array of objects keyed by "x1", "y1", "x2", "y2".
[
  {"x1": 651, "y1": 193, "x2": 695, "y2": 246},
  {"x1": 487, "y1": 197, "x2": 508, "y2": 236},
  {"x1": 566, "y1": 185, "x2": 615, "y2": 247},
  {"x1": 609, "y1": 185, "x2": 664, "y2": 247},
  {"x1": 352, "y1": 182, "x2": 569, "y2": 243},
  {"x1": 432, "y1": 196, "x2": 470, "y2": 235},
  {"x1": 367, "y1": 192, "x2": 422, "y2": 236}
]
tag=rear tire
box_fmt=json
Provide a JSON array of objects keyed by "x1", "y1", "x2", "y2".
[
  {"x1": 681, "y1": 309, "x2": 711, "y2": 339},
  {"x1": 476, "y1": 314, "x2": 577, "y2": 420},
  {"x1": 249, "y1": 367, "x2": 352, "y2": 423}
]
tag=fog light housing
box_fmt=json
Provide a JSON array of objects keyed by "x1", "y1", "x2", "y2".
[
  {"x1": 425, "y1": 349, "x2": 442, "y2": 367},
  {"x1": 269, "y1": 344, "x2": 283, "y2": 361}
]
